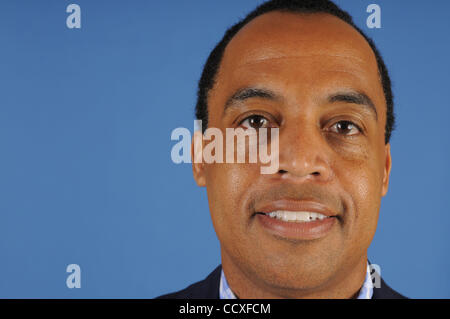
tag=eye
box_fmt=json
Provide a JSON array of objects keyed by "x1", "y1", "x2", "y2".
[
  {"x1": 240, "y1": 115, "x2": 270, "y2": 129},
  {"x1": 329, "y1": 120, "x2": 361, "y2": 136}
]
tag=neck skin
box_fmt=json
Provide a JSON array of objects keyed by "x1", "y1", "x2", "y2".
[{"x1": 221, "y1": 249, "x2": 368, "y2": 299}]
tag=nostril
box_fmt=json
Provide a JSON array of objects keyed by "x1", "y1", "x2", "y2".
[{"x1": 278, "y1": 169, "x2": 288, "y2": 174}]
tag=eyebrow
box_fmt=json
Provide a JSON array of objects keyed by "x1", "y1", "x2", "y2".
[
  {"x1": 224, "y1": 87, "x2": 378, "y2": 121},
  {"x1": 328, "y1": 91, "x2": 378, "y2": 121},
  {"x1": 224, "y1": 87, "x2": 280, "y2": 111}
]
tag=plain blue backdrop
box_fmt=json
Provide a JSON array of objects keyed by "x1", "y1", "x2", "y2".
[{"x1": 0, "y1": 0, "x2": 449, "y2": 298}]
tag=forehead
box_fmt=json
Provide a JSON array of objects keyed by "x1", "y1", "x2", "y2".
[{"x1": 212, "y1": 11, "x2": 385, "y2": 113}]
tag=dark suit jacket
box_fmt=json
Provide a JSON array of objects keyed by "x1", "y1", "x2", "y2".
[{"x1": 157, "y1": 264, "x2": 406, "y2": 299}]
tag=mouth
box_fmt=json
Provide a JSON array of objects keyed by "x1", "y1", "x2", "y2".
[
  {"x1": 256, "y1": 211, "x2": 332, "y2": 223},
  {"x1": 253, "y1": 200, "x2": 339, "y2": 241}
]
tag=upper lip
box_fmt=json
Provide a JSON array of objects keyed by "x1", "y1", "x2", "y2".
[{"x1": 254, "y1": 199, "x2": 338, "y2": 217}]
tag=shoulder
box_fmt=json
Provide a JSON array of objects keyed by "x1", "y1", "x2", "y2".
[
  {"x1": 155, "y1": 264, "x2": 407, "y2": 299},
  {"x1": 372, "y1": 277, "x2": 408, "y2": 299},
  {"x1": 155, "y1": 265, "x2": 222, "y2": 299}
]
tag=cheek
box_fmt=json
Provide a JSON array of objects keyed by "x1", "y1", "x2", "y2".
[
  {"x1": 331, "y1": 136, "x2": 384, "y2": 211},
  {"x1": 204, "y1": 163, "x2": 260, "y2": 240},
  {"x1": 336, "y1": 156, "x2": 382, "y2": 243}
]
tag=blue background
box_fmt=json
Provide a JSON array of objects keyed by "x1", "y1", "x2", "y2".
[{"x1": 0, "y1": 0, "x2": 449, "y2": 298}]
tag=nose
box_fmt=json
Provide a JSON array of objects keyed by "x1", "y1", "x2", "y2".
[{"x1": 277, "y1": 122, "x2": 333, "y2": 182}]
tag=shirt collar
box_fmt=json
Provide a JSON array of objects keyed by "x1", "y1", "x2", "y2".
[{"x1": 219, "y1": 262, "x2": 374, "y2": 299}]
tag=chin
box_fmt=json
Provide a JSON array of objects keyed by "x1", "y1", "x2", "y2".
[{"x1": 246, "y1": 251, "x2": 343, "y2": 292}]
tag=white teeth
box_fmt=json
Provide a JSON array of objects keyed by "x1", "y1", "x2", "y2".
[{"x1": 265, "y1": 211, "x2": 328, "y2": 223}]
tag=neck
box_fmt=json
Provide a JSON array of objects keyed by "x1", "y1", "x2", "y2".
[{"x1": 221, "y1": 250, "x2": 368, "y2": 299}]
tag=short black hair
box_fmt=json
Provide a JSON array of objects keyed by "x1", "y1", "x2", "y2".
[{"x1": 195, "y1": 0, "x2": 395, "y2": 144}]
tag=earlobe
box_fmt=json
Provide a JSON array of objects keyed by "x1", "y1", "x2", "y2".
[
  {"x1": 192, "y1": 131, "x2": 206, "y2": 187},
  {"x1": 381, "y1": 143, "x2": 392, "y2": 197}
]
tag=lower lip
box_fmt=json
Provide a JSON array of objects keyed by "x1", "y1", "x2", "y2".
[{"x1": 256, "y1": 214, "x2": 337, "y2": 241}]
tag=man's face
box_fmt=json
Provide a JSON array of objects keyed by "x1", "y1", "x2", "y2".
[{"x1": 193, "y1": 12, "x2": 392, "y2": 297}]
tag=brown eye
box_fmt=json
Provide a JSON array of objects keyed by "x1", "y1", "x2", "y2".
[
  {"x1": 240, "y1": 115, "x2": 270, "y2": 129},
  {"x1": 330, "y1": 121, "x2": 361, "y2": 136}
]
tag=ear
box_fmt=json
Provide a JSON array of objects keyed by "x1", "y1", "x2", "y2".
[
  {"x1": 381, "y1": 143, "x2": 392, "y2": 197},
  {"x1": 192, "y1": 131, "x2": 206, "y2": 187}
]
